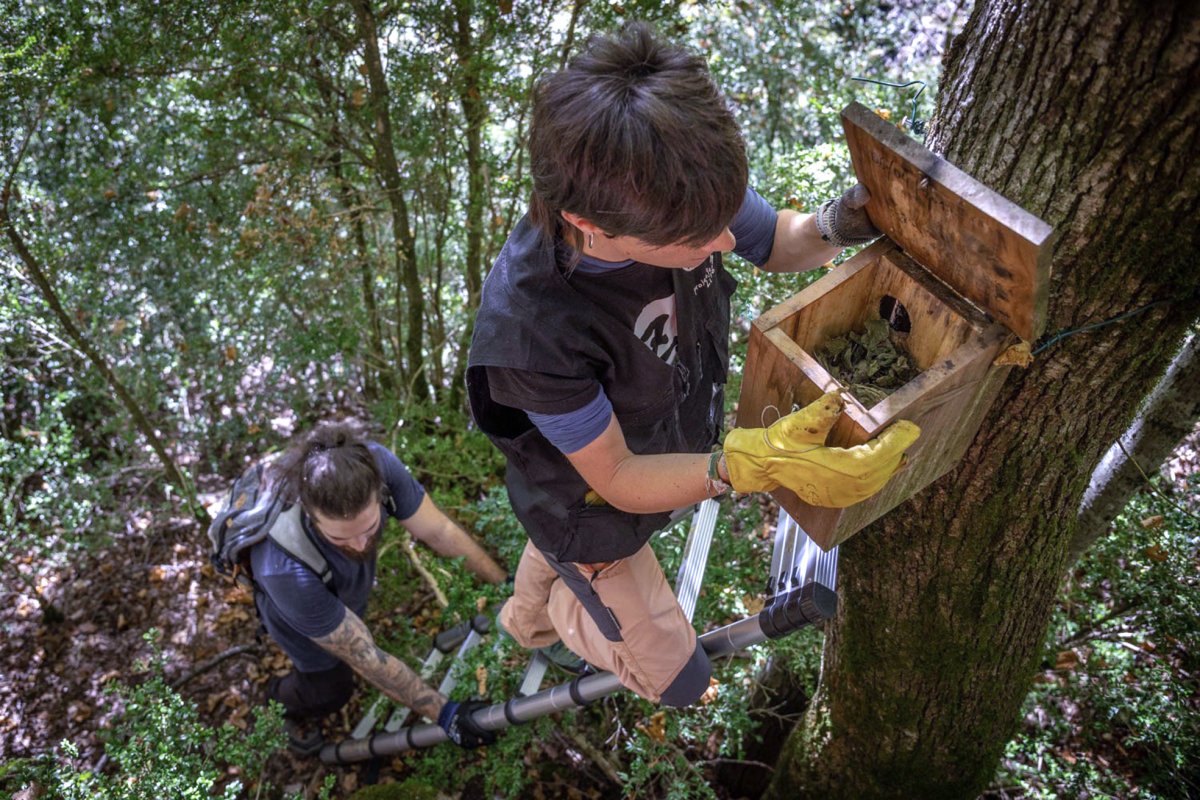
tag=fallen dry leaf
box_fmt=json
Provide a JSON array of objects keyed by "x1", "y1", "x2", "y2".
[
  {"x1": 476, "y1": 664, "x2": 488, "y2": 697},
  {"x1": 227, "y1": 704, "x2": 249, "y2": 731},
  {"x1": 1140, "y1": 515, "x2": 1166, "y2": 530},
  {"x1": 224, "y1": 586, "x2": 254, "y2": 605},
  {"x1": 636, "y1": 711, "x2": 667, "y2": 743},
  {"x1": 217, "y1": 607, "x2": 252, "y2": 627}
]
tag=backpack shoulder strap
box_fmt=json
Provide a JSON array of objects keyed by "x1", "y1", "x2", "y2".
[{"x1": 266, "y1": 505, "x2": 334, "y2": 588}]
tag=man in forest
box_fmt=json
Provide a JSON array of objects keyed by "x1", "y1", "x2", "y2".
[
  {"x1": 249, "y1": 420, "x2": 506, "y2": 754},
  {"x1": 467, "y1": 23, "x2": 918, "y2": 707}
]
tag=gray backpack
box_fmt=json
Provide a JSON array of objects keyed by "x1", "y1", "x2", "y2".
[{"x1": 207, "y1": 460, "x2": 334, "y2": 589}]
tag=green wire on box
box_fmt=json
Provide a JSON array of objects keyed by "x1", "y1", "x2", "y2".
[{"x1": 851, "y1": 77, "x2": 927, "y2": 139}]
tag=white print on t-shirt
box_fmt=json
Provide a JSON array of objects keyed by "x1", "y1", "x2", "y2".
[
  {"x1": 633, "y1": 294, "x2": 678, "y2": 365},
  {"x1": 691, "y1": 255, "x2": 716, "y2": 295}
]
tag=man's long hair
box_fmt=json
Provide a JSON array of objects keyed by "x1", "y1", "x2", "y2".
[{"x1": 269, "y1": 420, "x2": 382, "y2": 518}]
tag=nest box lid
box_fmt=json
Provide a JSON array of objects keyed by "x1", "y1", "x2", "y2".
[{"x1": 842, "y1": 102, "x2": 1054, "y2": 342}]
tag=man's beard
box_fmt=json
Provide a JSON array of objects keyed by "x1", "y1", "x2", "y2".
[{"x1": 334, "y1": 529, "x2": 381, "y2": 563}]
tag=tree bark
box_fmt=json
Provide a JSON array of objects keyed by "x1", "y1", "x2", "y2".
[
  {"x1": 768, "y1": 3, "x2": 1200, "y2": 798},
  {"x1": 447, "y1": 0, "x2": 489, "y2": 410},
  {"x1": 350, "y1": 0, "x2": 430, "y2": 404},
  {"x1": 1071, "y1": 333, "x2": 1200, "y2": 561}
]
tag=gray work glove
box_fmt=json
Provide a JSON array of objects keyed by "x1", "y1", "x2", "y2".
[{"x1": 814, "y1": 183, "x2": 880, "y2": 248}]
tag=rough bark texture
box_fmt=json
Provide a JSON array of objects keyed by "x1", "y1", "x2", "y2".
[
  {"x1": 1072, "y1": 333, "x2": 1199, "y2": 561},
  {"x1": 768, "y1": 2, "x2": 1200, "y2": 798},
  {"x1": 448, "y1": 0, "x2": 488, "y2": 409}
]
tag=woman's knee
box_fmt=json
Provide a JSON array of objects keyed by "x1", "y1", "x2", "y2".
[{"x1": 657, "y1": 641, "x2": 712, "y2": 707}]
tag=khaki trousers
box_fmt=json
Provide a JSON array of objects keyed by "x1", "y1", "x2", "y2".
[{"x1": 500, "y1": 539, "x2": 710, "y2": 705}]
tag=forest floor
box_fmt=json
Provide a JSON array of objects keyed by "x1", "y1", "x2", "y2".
[
  {"x1": 0, "y1": 474, "x2": 457, "y2": 799},
  {"x1": 3, "y1": 430, "x2": 1197, "y2": 799}
]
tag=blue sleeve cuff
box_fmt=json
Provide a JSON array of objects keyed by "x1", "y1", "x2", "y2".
[
  {"x1": 730, "y1": 187, "x2": 778, "y2": 267},
  {"x1": 527, "y1": 388, "x2": 614, "y2": 455}
]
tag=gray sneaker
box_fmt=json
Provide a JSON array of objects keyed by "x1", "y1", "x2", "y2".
[
  {"x1": 537, "y1": 640, "x2": 588, "y2": 675},
  {"x1": 494, "y1": 606, "x2": 588, "y2": 674}
]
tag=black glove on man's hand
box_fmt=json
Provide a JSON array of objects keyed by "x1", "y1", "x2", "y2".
[
  {"x1": 815, "y1": 183, "x2": 881, "y2": 247},
  {"x1": 437, "y1": 699, "x2": 497, "y2": 749}
]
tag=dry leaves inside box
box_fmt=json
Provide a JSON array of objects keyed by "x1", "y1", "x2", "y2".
[{"x1": 736, "y1": 102, "x2": 1053, "y2": 550}]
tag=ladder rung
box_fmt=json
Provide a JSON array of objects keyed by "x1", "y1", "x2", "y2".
[
  {"x1": 354, "y1": 616, "x2": 486, "y2": 737},
  {"x1": 352, "y1": 647, "x2": 447, "y2": 738},
  {"x1": 517, "y1": 651, "x2": 550, "y2": 697},
  {"x1": 436, "y1": 627, "x2": 485, "y2": 697}
]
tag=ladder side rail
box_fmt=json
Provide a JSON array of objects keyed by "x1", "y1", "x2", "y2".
[{"x1": 673, "y1": 498, "x2": 719, "y2": 622}]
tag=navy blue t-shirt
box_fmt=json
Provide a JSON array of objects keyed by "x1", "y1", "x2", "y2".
[{"x1": 251, "y1": 443, "x2": 425, "y2": 672}]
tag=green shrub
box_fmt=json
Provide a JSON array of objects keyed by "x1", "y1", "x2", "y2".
[
  {"x1": 0, "y1": 388, "x2": 114, "y2": 621},
  {"x1": 16, "y1": 630, "x2": 285, "y2": 800},
  {"x1": 998, "y1": 479, "x2": 1200, "y2": 799}
]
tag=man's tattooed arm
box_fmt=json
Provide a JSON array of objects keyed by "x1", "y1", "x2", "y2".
[{"x1": 313, "y1": 609, "x2": 445, "y2": 721}]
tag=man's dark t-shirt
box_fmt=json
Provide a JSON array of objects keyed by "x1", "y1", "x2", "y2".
[{"x1": 250, "y1": 443, "x2": 424, "y2": 672}]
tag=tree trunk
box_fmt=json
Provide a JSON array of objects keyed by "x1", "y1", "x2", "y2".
[
  {"x1": 312, "y1": 50, "x2": 395, "y2": 399},
  {"x1": 768, "y1": 3, "x2": 1200, "y2": 798},
  {"x1": 1071, "y1": 333, "x2": 1200, "y2": 561},
  {"x1": 350, "y1": 0, "x2": 430, "y2": 404},
  {"x1": 447, "y1": 0, "x2": 488, "y2": 410}
]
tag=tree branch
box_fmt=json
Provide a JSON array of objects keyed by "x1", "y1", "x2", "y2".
[{"x1": 170, "y1": 643, "x2": 262, "y2": 690}]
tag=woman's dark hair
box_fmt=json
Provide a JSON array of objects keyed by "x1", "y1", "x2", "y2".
[
  {"x1": 528, "y1": 22, "x2": 748, "y2": 254},
  {"x1": 270, "y1": 420, "x2": 382, "y2": 518}
]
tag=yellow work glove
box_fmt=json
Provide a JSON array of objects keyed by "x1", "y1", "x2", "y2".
[{"x1": 723, "y1": 392, "x2": 920, "y2": 508}]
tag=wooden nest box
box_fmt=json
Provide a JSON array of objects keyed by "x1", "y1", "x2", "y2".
[{"x1": 737, "y1": 102, "x2": 1053, "y2": 550}]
